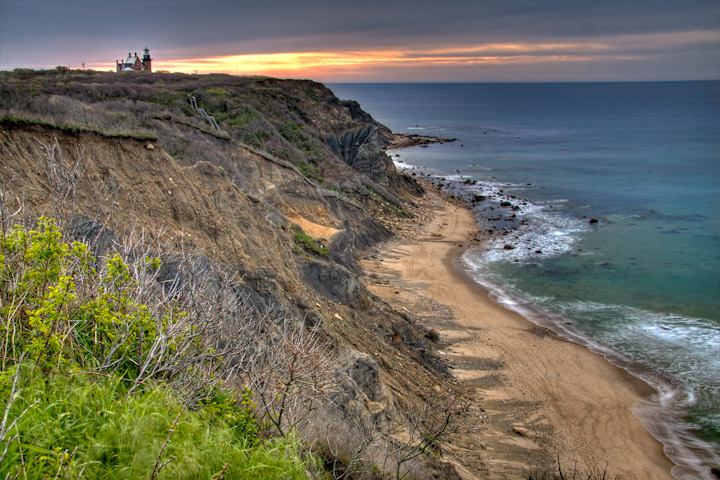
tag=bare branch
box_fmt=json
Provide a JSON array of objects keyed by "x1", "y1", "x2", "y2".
[
  {"x1": 35, "y1": 137, "x2": 85, "y2": 226},
  {"x1": 150, "y1": 406, "x2": 185, "y2": 480},
  {"x1": 0, "y1": 355, "x2": 40, "y2": 465}
]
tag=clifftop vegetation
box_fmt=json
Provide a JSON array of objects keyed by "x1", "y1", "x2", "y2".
[{"x1": 0, "y1": 68, "x2": 405, "y2": 195}]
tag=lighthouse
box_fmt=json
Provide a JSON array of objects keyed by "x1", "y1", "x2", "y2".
[
  {"x1": 116, "y1": 47, "x2": 153, "y2": 72},
  {"x1": 142, "y1": 47, "x2": 152, "y2": 72}
]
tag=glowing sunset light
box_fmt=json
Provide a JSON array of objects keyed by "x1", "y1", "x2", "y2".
[
  {"x1": 140, "y1": 30, "x2": 718, "y2": 80},
  {"x1": 159, "y1": 41, "x2": 641, "y2": 77}
]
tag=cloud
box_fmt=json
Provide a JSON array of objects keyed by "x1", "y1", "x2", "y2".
[
  {"x1": 147, "y1": 30, "x2": 719, "y2": 81},
  {"x1": 1, "y1": 0, "x2": 719, "y2": 80}
]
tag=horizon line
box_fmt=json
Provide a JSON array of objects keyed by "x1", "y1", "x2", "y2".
[{"x1": 1, "y1": 67, "x2": 718, "y2": 84}]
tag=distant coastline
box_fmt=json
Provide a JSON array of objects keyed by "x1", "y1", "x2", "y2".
[{"x1": 386, "y1": 132, "x2": 456, "y2": 149}]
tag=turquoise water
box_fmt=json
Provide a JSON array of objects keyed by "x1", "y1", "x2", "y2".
[{"x1": 329, "y1": 82, "x2": 720, "y2": 478}]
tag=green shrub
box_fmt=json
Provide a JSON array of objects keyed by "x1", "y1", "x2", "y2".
[
  {"x1": 0, "y1": 218, "x2": 175, "y2": 375},
  {"x1": 0, "y1": 218, "x2": 318, "y2": 479},
  {"x1": 246, "y1": 131, "x2": 269, "y2": 147},
  {"x1": 304, "y1": 88, "x2": 319, "y2": 102},
  {"x1": 296, "y1": 160, "x2": 323, "y2": 183},
  {"x1": 227, "y1": 109, "x2": 259, "y2": 128},
  {"x1": 279, "y1": 121, "x2": 325, "y2": 158},
  {"x1": 279, "y1": 121, "x2": 302, "y2": 143}
]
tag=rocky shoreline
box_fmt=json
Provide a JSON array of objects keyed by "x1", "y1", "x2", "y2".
[{"x1": 387, "y1": 132, "x2": 457, "y2": 150}]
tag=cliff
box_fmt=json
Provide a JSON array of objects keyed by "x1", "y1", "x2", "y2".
[{"x1": 0, "y1": 69, "x2": 467, "y2": 478}]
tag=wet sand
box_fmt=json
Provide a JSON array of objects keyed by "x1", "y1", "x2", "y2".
[{"x1": 360, "y1": 187, "x2": 675, "y2": 479}]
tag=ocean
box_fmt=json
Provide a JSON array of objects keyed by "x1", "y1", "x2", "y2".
[{"x1": 328, "y1": 82, "x2": 720, "y2": 479}]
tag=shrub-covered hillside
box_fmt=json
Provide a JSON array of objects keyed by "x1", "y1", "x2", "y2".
[
  {"x1": 0, "y1": 217, "x2": 320, "y2": 478},
  {"x1": 0, "y1": 68, "x2": 478, "y2": 479}
]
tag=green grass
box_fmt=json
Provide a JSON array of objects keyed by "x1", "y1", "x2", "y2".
[
  {"x1": 0, "y1": 116, "x2": 158, "y2": 141},
  {"x1": 141, "y1": 89, "x2": 185, "y2": 107},
  {"x1": 293, "y1": 228, "x2": 329, "y2": 258},
  {"x1": 0, "y1": 367, "x2": 311, "y2": 479},
  {"x1": 324, "y1": 186, "x2": 343, "y2": 195},
  {"x1": 366, "y1": 188, "x2": 411, "y2": 217},
  {"x1": 386, "y1": 203, "x2": 411, "y2": 218},
  {"x1": 205, "y1": 88, "x2": 229, "y2": 96}
]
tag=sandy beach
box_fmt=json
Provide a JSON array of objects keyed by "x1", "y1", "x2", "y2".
[{"x1": 360, "y1": 185, "x2": 675, "y2": 479}]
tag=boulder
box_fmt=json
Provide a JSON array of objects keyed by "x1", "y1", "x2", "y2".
[
  {"x1": 329, "y1": 228, "x2": 357, "y2": 271},
  {"x1": 344, "y1": 351, "x2": 386, "y2": 402},
  {"x1": 69, "y1": 214, "x2": 116, "y2": 258},
  {"x1": 301, "y1": 260, "x2": 361, "y2": 305}
]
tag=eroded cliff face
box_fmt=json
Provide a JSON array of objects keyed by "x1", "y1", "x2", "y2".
[
  {"x1": 2, "y1": 121, "x2": 444, "y2": 410},
  {"x1": 0, "y1": 71, "x2": 459, "y2": 477}
]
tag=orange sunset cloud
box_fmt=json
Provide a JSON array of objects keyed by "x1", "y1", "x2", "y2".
[{"x1": 157, "y1": 43, "x2": 628, "y2": 78}]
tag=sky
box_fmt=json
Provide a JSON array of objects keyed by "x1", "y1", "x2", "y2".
[{"x1": 1, "y1": 0, "x2": 719, "y2": 82}]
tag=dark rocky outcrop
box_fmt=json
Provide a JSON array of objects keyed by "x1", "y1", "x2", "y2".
[
  {"x1": 340, "y1": 100, "x2": 380, "y2": 126},
  {"x1": 345, "y1": 350, "x2": 386, "y2": 403},
  {"x1": 328, "y1": 227, "x2": 358, "y2": 271},
  {"x1": 329, "y1": 349, "x2": 396, "y2": 429},
  {"x1": 69, "y1": 214, "x2": 116, "y2": 257},
  {"x1": 328, "y1": 124, "x2": 394, "y2": 186},
  {"x1": 300, "y1": 260, "x2": 362, "y2": 305}
]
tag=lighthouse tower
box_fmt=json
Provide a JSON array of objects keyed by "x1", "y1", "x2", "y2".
[{"x1": 141, "y1": 47, "x2": 152, "y2": 72}]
